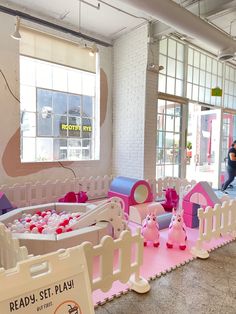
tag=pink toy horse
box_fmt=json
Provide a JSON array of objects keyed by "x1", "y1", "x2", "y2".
[
  {"x1": 166, "y1": 209, "x2": 187, "y2": 250},
  {"x1": 141, "y1": 212, "x2": 160, "y2": 247},
  {"x1": 161, "y1": 187, "x2": 179, "y2": 212},
  {"x1": 59, "y1": 191, "x2": 88, "y2": 203}
]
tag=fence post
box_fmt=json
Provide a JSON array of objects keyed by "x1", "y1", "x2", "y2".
[
  {"x1": 190, "y1": 208, "x2": 209, "y2": 259},
  {"x1": 128, "y1": 229, "x2": 150, "y2": 293}
]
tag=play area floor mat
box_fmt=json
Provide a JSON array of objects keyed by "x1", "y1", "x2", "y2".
[{"x1": 93, "y1": 223, "x2": 235, "y2": 306}]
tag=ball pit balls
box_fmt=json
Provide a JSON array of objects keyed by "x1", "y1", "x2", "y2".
[{"x1": 7, "y1": 209, "x2": 81, "y2": 235}]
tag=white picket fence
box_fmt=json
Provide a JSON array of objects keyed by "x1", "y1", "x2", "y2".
[
  {"x1": 0, "y1": 175, "x2": 113, "y2": 208},
  {"x1": 0, "y1": 223, "x2": 29, "y2": 269},
  {"x1": 148, "y1": 177, "x2": 196, "y2": 200},
  {"x1": 82, "y1": 229, "x2": 150, "y2": 294},
  {"x1": 0, "y1": 176, "x2": 196, "y2": 209},
  {"x1": 191, "y1": 199, "x2": 236, "y2": 259},
  {"x1": 0, "y1": 221, "x2": 149, "y2": 296}
]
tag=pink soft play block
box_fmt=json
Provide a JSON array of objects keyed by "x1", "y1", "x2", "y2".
[
  {"x1": 183, "y1": 200, "x2": 200, "y2": 216},
  {"x1": 183, "y1": 181, "x2": 220, "y2": 207},
  {"x1": 183, "y1": 212, "x2": 199, "y2": 228}
]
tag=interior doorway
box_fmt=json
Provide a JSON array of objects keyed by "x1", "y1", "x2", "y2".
[
  {"x1": 186, "y1": 103, "x2": 221, "y2": 188},
  {"x1": 156, "y1": 98, "x2": 187, "y2": 179}
]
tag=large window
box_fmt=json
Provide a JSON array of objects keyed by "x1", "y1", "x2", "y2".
[
  {"x1": 20, "y1": 56, "x2": 97, "y2": 162},
  {"x1": 158, "y1": 38, "x2": 185, "y2": 96}
]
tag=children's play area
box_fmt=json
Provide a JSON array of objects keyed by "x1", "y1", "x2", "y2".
[
  {"x1": 0, "y1": 176, "x2": 235, "y2": 313},
  {"x1": 1, "y1": 0, "x2": 236, "y2": 312}
]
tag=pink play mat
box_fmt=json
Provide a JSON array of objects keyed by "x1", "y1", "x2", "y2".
[{"x1": 93, "y1": 222, "x2": 235, "y2": 306}]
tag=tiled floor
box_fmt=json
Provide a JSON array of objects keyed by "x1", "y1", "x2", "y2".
[{"x1": 95, "y1": 241, "x2": 236, "y2": 314}]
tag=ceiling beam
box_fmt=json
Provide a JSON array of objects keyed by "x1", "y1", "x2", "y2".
[{"x1": 0, "y1": 4, "x2": 112, "y2": 47}]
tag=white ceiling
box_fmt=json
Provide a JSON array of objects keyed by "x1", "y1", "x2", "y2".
[{"x1": 1, "y1": 0, "x2": 236, "y2": 47}]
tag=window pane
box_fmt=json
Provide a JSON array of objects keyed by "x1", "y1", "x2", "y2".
[
  {"x1": 166, "y1": 77, "x2": 175, "y2": 94},
  {"x1": 21, "y1": 112, "x2": 36, "y2": 137},
  {"x1": 68, "y1": 94, "x2": 81, "y2": 116},
  {"x1": 206, "y1": 73, "x2": 211, "y2": 88},
  {"x1": 22, "y1": 138, "x2": 35, "y2": 162},
  {"x1": 230, "y1": 67, "x2": 234, "y2": 81},
  {"x1": 188, "y1": 48, "x2": 193, "y2": 65},
  {"x1": 212, "y1": 60, "x2": 217, "y2": 74},
  {"x1": 83, "y1": 96, "x2": 93, "y2": 117},
  {"x1": 53, "y1": 92, "x2": 67, "y2": 114},
  {"x1": 206, "y1": 57, "x2": 212, "y2": 72},
  {"x1": 68, "y1": 116, "x2": 81, "y2": 137},
  {"x1": 21, "y1": 85, "x2": 36, "y2": 112},
  {"x1": 200, "y1": 54, "x2": 206, "y2": 69},
  {"x1": 193, "y1": 50, "x2": 200, "y2": 67},
  {"x1": 36, "y1": 138, "x2": 53, "y2": 161},
  {"x1": 82, "y1": 73, "x2": 95, "y2": 96},
  {"x1": 168, "y1": 39, "x2": 176, "y2": 58},
  {"x1": 193, "y1": 67, "x2": 199, "y2": 84},
  {"x1": 175, "y1": 79, "x2": 183, "y2": 96},
  {"x1": 157, "y1": 114, "x2": 165, "y2": 130},
  {"x1": 199, "y1": 87, "x2": 205, "y2": 102},
  {"x1": 176, "y1": 61, "x2": 184, "y2": 79},
  {"x1": 192, "y1": 85, "x2": 199, "y2": 101},
  {"x1": 20, "y1": 57, "x2": 36, "y2": 86},
  {"x1": 82, "y1": 139, "x2": 92, "y2": 159},
  {"x1": 82, "y1": 117, "x2": 92, "y2": 138},
  {"x1": 199, "y1": 70, "x2": 205, "y2": 86},
  {"x1": 37, "y1": 89, "x2": 52, "y2": 113},
  {"x1": 160, "y1": 38, "x2": 167, "y2": 55},
  {"x1": 177, "y1": 43, "x2": 184, "y2": 61},
  {"x1": 166, "y1": 115, "x2": 174, "y2": 132},
  {"x1": 52, "y1": 66, "x2": 67, "y2": 91},
  {"x1": 37, "y1": 113, "x2": 53, "y2": 136},
  {"x1": 68, "y1": 139, "x2": 82, "y2": 160},
  {"x1": 211, "y1": 75, "x2": 217, "y2": 87},
  {"x1": 54, "y1": 139, "x2": 67, "y2": 160},
  {"x1": 187, "y1": 83, "x2": 192, "y2": 99},
  {"x1": 36, "y1": 61, "x2": 52, "y2": 88},
  {"x1": 187, "y1": 66, "x2": 193, "y2": 83},
  {"x1": 68, "y1": 69, "x2": 82, "y2": 94},
  {"x1": 53, "y1": 115, "x2": 65, "y2": 137},
  {"x1": 218, "y1": 62, "x2": 223, "y2": 76},
  {"x1": 157, "y1": 131, "x2": 165, "y2": 148},
  {"x1": 167, "y1": 58, "x2": 176, "y2": 77}
]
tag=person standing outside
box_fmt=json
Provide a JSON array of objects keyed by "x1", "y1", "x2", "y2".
[{"x1": 221, "y1": 140, "x2": 236, "y2": 193}]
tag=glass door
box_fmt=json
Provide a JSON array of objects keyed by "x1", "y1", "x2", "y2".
[
  {"x1": 156, "y1": 99, "x2": 187, "y2": 179},
  {"x1": 220, "y1": 112, "x2": 236, "y2": 186},
  {"x1": 186, "y1": 103, "x2": 221, "y2": 188}
]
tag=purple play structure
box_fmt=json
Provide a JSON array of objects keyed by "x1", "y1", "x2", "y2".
[{"x1": 0, "y1": 192, "x2": 16, "y2": 215}]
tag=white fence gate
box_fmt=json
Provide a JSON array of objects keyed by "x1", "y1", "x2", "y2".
[{"x1": 191, "y1": 199, "x2": 236, "y2": 259}]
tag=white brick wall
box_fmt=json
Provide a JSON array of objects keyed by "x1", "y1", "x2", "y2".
[
  {"x1": 113, "y1": 24, "x2": 158, "y2": 180},
  {"x1": 144, "y1": 41, "x2": 159, "y2": 179},
  {"x1": 113, "y1": 25, "x2": 149, "y2": 179}
]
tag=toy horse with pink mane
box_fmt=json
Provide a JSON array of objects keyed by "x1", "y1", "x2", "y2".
[
  {"x1": 166, "y1": 208, "x2": 187, "y2": 250},
  {"x1": 141, "y1": 210, "x2": 160, "y2": 247}
]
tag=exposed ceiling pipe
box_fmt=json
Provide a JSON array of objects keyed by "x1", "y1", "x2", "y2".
[{"x1": 117, "y1": 0, "x2": 236, "y2": 60}]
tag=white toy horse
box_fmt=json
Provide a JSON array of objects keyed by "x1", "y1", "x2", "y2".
[
  {"x1": 166, "y1": 209, "x2": 187, "y2": 250},
  {"x1": 141, "y1": 212, "x2": 160, "y2": 247}
]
